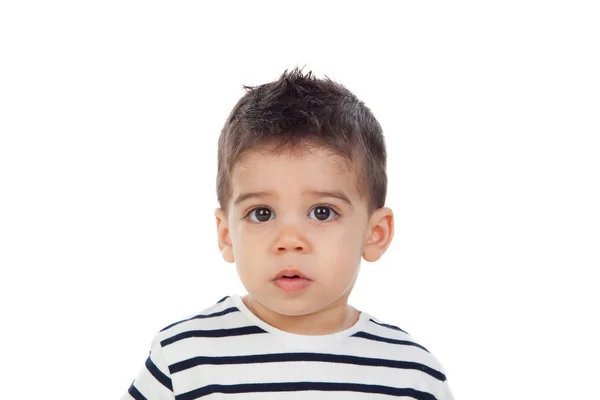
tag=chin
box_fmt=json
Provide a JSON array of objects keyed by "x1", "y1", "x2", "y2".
[{"x1": 259, "y1": 294, "x2": 316, "y2": 315}]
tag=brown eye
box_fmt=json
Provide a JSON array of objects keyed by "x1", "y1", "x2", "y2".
[
  {"x1": 309, "y1": 206, "x2": 338, "y2": 222},
  {"x1": 247, "y1": 207, "x2": 274, "y2": 223}
]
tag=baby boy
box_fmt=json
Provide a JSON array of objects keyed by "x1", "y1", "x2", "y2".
[{"x1": 122, "y1": 68, "x2": 454, "y2": 400}]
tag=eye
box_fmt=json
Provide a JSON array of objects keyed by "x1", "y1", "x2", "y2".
[
  {"x1": 309, "y1": 205, "x2": 339, "y2": 222},
  {"x1": 243, "y1": 205, "x2": 340, "y2": 224},
  {"x1": 245, "y1": 207, "x2": 275, "y2": 223}
]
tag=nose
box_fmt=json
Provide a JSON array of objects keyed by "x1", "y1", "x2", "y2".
[{"x1": 273, "y1": 225, "x2": 309, "y2": 254}]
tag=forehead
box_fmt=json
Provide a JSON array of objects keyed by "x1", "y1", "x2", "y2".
[{"x1": 231, "y1": 146, "x2": 357, "y2": 194}]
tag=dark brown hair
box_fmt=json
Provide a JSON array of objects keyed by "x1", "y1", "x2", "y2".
[{"x1": 216, "y1": 67, "x2": 387, "y2": 216}]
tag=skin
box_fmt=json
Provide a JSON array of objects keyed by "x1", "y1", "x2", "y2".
[{"x1": 215, "y1": 144, "x2": 394, "y2": 335}]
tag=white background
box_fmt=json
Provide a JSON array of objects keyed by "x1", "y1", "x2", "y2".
[{"x1": 1, "y1": 1, "x2": 598, "y2": 399}]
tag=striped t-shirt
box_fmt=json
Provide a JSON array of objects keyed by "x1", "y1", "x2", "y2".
[{"x1": 122, "y1": 295, "x2": 454, "y2": 400}]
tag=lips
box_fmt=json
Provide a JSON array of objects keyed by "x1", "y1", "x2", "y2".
[
  {"x1": 273, "y1": 268, "x2": 312, "y2": 293},
  {"x1": 273, "y1": 277, "x2": 311, "y2": 293},
  {"x1": 273, "y1": 268, "x2": 310, "y2": 281}
]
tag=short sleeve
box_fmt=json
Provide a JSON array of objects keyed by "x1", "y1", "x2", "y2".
[
  {"x1": 121, "y1": 335, "x2": 174, "y2": 400},
  {"x1": 437, "y1": 379, "x2": 455, "y2": 400}
]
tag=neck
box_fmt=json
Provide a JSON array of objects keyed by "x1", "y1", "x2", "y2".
[{"x1": 242, "y1": 295, "x2": 360, "y2": 335}]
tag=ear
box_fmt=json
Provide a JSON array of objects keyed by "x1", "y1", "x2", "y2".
[
  {"x1": 215, "y1": 208, "x2": 235, "y2": 263},
  {"x1": 362, "y1": 207, "x2": 394, "y2": 262}
]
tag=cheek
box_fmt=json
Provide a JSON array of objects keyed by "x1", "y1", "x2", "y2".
[
  {"x1": 230, "y1": 224, "x2": 253, "y2": 252},
  {"x1": 231, "y1": 230, "x2": 263, "y2": 267},
  {"x1": 317, "y1": 230, "x2": 364, "y2": 271},
  {"x1": 234, "y1": 223, "x2": 269, "y2": 243},
  {"x1": 325, "y1": 227, "x2": 364, "y2": 253}
]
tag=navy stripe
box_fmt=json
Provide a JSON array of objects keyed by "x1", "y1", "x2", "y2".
[
  {"x1": 175, "y1": 382, "x2": 438, "y2": 400},
  {"x1": 161, "y1": 325, "x2": 267, "y2": 347},
  {"x1": 160, "y1": 307, "x2": 239, "y2": 332},
  {"x1": 128, "y1": 383, "x2": 147, "y2": 400},
  {"x1": 352, "y1": 331, "x2": 430, "y2": 352},
  {"x1": 217, "y1": 295, "x2": 229, "y2": 303},
  {"x1": 145, "y1": 355, "x2": 173, "y2": 391},
  {"x1": 169, "y1": 352, "x2": 446, "y2": 381},
  {"x1": 370, "y1": 318, "x2": 410, "y2": 335}
]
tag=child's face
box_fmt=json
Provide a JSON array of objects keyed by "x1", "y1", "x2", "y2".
[{"x1": 215, "y1": 145, "x2": 393, "y2": 318}]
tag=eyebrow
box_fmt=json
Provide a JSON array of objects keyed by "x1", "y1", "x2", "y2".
[{"x1": 233, "y1": 190, "x2": 353, "y2": 208}]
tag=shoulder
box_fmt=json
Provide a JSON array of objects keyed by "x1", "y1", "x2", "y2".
[
  {"x1": 151, "y1": 295, "x2": 244, "y2": 346},
  {"x1": 357, "y1": 313, "x2": 449, "y2": 382}
]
